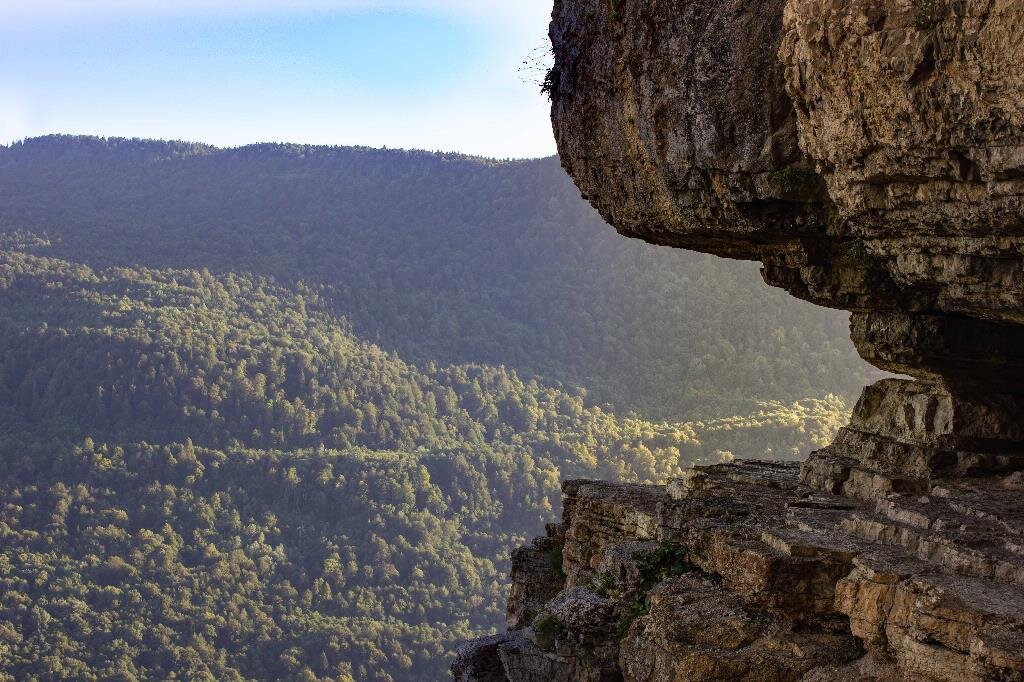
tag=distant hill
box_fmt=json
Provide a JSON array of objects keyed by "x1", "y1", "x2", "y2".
[{"x1": 0, "y1": 135, "x2": 877, "y2": 420}]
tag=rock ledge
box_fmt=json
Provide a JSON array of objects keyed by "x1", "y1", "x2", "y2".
[
  {"x1": 454, "y1": 0, "x2": 1024, "y2": 679},
  {"x1": 455, "y1": 462, "x2": 1024, "y2": 680}
]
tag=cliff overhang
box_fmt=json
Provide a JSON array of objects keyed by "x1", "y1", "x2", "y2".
[{"x1": 455, "y1": 0, "x2": 1024, "y2": 679}]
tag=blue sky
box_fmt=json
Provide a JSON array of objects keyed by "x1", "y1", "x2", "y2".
[{"x1": 0, "y1": 1, "x2": 556, "y2": 158}]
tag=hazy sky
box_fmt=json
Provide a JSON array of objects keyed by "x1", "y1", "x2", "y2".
[{"x1": 0, "y1": 1, "x2": 557, "y2": 158}]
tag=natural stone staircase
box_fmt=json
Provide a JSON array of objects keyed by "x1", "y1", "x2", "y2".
[{"x1": 454, "y1": 461, "x2": 1024, "y2": 681}]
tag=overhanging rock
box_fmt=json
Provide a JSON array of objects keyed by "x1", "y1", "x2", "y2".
[{"x1": 455, "y1": 0, "x2": 1024, "y2": 679}]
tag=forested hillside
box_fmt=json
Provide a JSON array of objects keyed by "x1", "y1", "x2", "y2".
[
  {"x1": 0, "y1": 135, "x2": 876, "y2": 419},
  {"x1": 0, "y1": 136, "x2": 876, "y2": 679},
  {"x1": 0, "y1": 240, "x2": 850, "y2": 680}
]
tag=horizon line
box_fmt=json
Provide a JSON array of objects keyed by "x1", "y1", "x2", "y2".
[{"x1": 2, "y1": 132, "x2": 559, "y2": 164}]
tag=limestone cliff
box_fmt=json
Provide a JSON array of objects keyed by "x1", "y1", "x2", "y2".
[{"x1": 454, "y1": 0, "x2": 1024, "y2": 680}]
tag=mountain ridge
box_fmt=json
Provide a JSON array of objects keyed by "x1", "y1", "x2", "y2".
[{"x1": 0, "y1": 134, "x2": 876, "y2": 421}]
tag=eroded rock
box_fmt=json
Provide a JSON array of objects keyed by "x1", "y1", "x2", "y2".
[
  {"x1": 453, "y1": 464, "x2": 1024, "y2": 681},
  {"x1": 550, "y1": 0, "x2": 828, "y2": 260},
  {"x1": 549, "y1": 0, "x2": 1024, "y2": 486},
  {"x1": 508, "y1": 531, "x2": 567, "y2": 629},
  {"x1": 453, "y1": 0, "x2": 1024, "y2": 679}
]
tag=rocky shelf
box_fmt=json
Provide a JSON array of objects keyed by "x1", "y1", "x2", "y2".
[
  {"x1": 453, "y1": 461, "x2": 1024, "y2": 680},
  {"x1": 454, "y1": 0, "x2": 1024, "y2": 679}
]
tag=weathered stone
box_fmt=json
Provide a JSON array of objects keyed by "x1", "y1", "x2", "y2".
[
  {"x1": 836, "y1": 565, "x2": 1024, "y2": 679},
  {"x1": 801, "y1": 377, "x2": 1024, "y2": 502},
  {"x1": 451, "y1": 633, "x2": 522, "y2": 682},
  {"x1": 550, "y1": 0, "x2": 827, "y2": 262},
  {"x1": 559, "y1": 480, "x2": 667, "y2": 588},
  {"x1": 550, "y1": 0, "x2": 1024, "y2": 483},
  {"x1": 495, "y1": 633, "x2": 579, "y2": 682},
  {"x1": 546, "y1": 587, "x2": 617, "y2": 634},
  {"x1": 460, "y1": 462, "x2": 1024, "y2": 681},
  {"x1": 619, "y1": 573, "x2": 862, "y2": 681},
  {"x1": 551, "y1": 0, "x2": 1024, "y2": 324},
  {"x1": 507, "y1": 531, "x2": 567, "y2": 629},
  {"x1": 780, "y1": 0, "x2": 1024, "y2": 254},
  {"x1": 454, "y1": 0, "x2": 1024, "y2": 678}
]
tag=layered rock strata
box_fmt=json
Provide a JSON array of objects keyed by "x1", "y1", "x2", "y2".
[
  {"x1": 455, "y1": 0, "x2": 1024, "y2": 679},
  {"x1": 454, "y1": 464, "x2": 1024, "y2": 680},
  {"x1": 546, "y1": 0, "x2": 1024, "y2": 492}
]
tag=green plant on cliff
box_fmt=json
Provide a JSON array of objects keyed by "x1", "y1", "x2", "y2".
[
  {"x1": 616, "y1": 543, "x2": 690, "y2": 638},
  {"x1": 533, "y1": 613, "x2": 566, "y2": 651},
  {"x1": 608, "y1": 0, "x2": 623, "y2": 21},
  {"x1": 845, "y1": 238, "x2": 870, "y2": 262},
  {"x1": 588, "y1": 571, "x2": 618, "y2": 598},
  {"x1": 541, "y1": 64, "x2": 561, "y2": 101},
  {"x1": 635, "y1": 543, "x2": 690, "y2": 586}
]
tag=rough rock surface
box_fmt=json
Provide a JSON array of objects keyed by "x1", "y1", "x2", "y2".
[
  {"x1": 507, "y1": 531, "x2": 567, "y2": 629},
  {"x1": 456, "y1": 465, "x2": 1024, "y2": 680},
  {"x1": 549, "y1": 0, "x2": 1024, "y2": 324},
  {"x1": 546, "y1": 0, "x2": 1024, "y2": 482},
  {"x1": 454, "y1": 0, "x2": 1024, "y2": 679}
]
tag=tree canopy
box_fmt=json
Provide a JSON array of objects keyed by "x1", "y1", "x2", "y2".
[{"x1": 0, "y1": 136, "x2": 874, "y2": 679}]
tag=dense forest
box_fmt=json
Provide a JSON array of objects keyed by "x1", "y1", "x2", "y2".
[
  {"x1": 0, "y1": 135, "x2": 876, "y2": 419},
  {"x1": 0, "y1": 241, "x2": 849, "y2": 679},
  {"x1": 0, "y1": 137, "x2": 873, "y2": 680}
]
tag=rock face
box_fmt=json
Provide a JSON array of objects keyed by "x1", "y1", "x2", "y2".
[
  {"x1": 454, "y1": 0, "x2": 1024, "y2": 680},
  {"x1": 456, "y1": 465, "x2": 1024, "y2": 680}
]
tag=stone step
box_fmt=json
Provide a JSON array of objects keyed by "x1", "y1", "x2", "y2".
[
  {"x1": 462, "y1": 463, "x2": 1024, "y2": 682},
  {"x1": 669, "y1": 462, "x2": 1024, "y2": 588},
  {"x1": 838, "y1": 506, "x2": 1024, "y2": 586},
  {"x1": 779, "y1": 490, "x2": 1024, "y2": 590},
  {"x1": 619, "y1": 573, "x2": 863, "y2": 681},
  {"x1": 837, "y1": 557, "x2": 1024, "y2": 679},
  {"x1": 933, "y1": 477, "x2": 1024, "y2": 539},
  {"x1": 679, "y1": 521, "x2": 856, "y2": 621},
  {"x1": 800, "y1": 452, "x2": 929, "y2": 500},
  {"x1": 667, "y1": 459, "x2": 800, "y2": 500}
]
